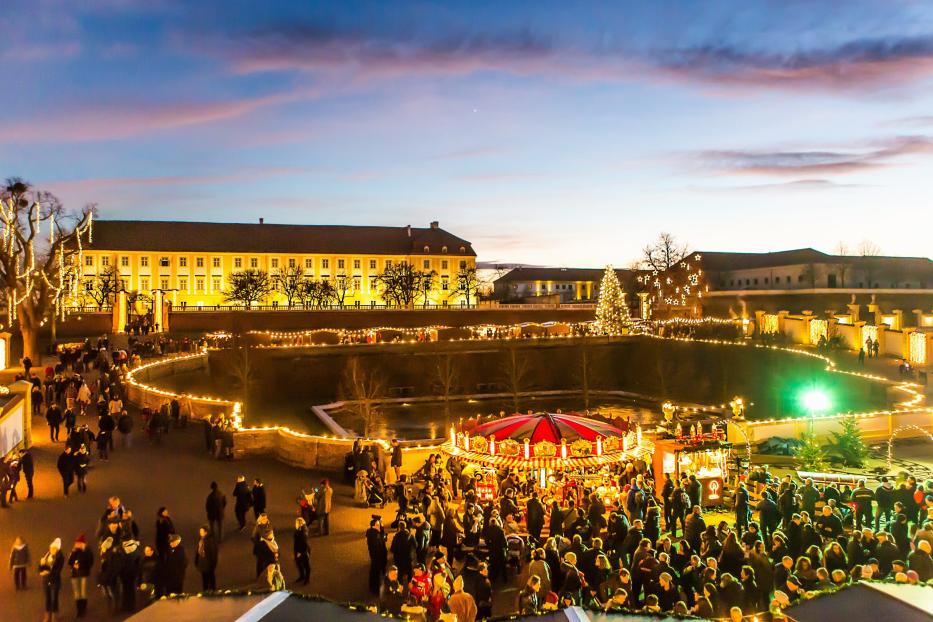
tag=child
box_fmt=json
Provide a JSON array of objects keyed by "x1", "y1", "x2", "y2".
[{"x1": 9, "y1": 537, "x2": 30, "y2": 589}]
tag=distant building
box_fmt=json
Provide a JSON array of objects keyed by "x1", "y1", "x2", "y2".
[
  {"x1": 82, "y1": 220, "x2": 476, "y2": 307},
  {"x1": 493, "y1": 267, "x2": 638, "y2": 303},
  {"x1": 646, "y1": 248, "x2": 933, "y2": 319}
]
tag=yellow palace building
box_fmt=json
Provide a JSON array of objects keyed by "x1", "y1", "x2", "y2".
[{"x1": 83, "y1": 219, "x2": 477, "y2": 307}]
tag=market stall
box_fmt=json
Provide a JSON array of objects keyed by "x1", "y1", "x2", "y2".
[
  {"x1": 444, "y1": 412, "x2": 653, "y2": 502},
  {"x1": 652, "y1": 430, "x2": 733, "y2": 507}
]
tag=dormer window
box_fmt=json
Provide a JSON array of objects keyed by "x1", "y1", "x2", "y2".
[
  {"x1": 423, "y1": 245, "x2": 430, "y2": 253},
  {"x1": 459, "y1": 246, "x2": 466, "y2": 253},
  {"x1": 442, "y1": 246, "x2": 448, "y2": 254}
]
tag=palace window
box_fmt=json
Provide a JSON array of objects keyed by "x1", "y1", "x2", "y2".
[
  {"x1": 305, "y1": 258, "x2": 313, "y2": 269},
  {"x1": 423, "y1": 260, "x2": 431, "y2": 269},
  {"x1": 423, "y1": 245, "x2": 430, "y2": 253},
  {"x1": 140, "y1": 278, "x2": 149, "y2": 291},
  {"x1": 459, "y1": 260, "x2": 467, "y2": 269},
  {"x1": 160, "y1": 279, "x2": 169, "y2": 290},
  {"x1": 178, "y1": 278, "x2": 187, "y2": 291},
  {"x1": 337, "y1": 259, "x2": 345, "y2": 270},
  {"x1": 353, "y1": 259, "x2": 361, "y2": 270},
  {"x1": 442, "y1": 246, "x2": 448, "y2": 253},
  {"x1": 212, "y1": 257, "x2": 221, "y2": 268},
  {"x1": 234, "y1": 257, "x2": 242, "y2": 269},
  {"x1": 120, "y1": 256, "x2": 129, "y2": 267},
  {"x1": 159, "y1": 257, "x2": 169, "y2": 267},
  {"x1": 459, "y1": 246, "x2": 466, "y2": 253},
  {"x1": 212, "y1": 277, "x2": 221, "y2": 291},
  {"x1": 369, "y1": 278, "x2": 377, "y2": 290},
  {"x1": 441, "y1": 260, "x2": 448, "y2": 270},
  {"x1": 85, "y1": 255, "x2": 94, "y2": 267},
  {"x1": 179, "y1": 257, "x2": 188, "y2": 267},
  {"x1": 140, "y1": 256, "x2": 149, "y2": 268},
  {"x1": 441, "y1": 277, "x2": 449, "y2": 290},
  {"x1": 196, "y1": 257, "x2": 204, "y2": 268},
  {"x1": 369, "y1": 259, "x2": 377, "y2": 270},
  {"x1": 249, "y1": 257, "x2": 258, "y2": 269},
  {"x1": 271, "y1": 258, "x2": 279, "y2": 269},
  {"x1": 101, "y1": 256, "x2": 110, "y2": 266},
  {"x1": 385, "y1": 260, "x2": 392, "y2": 268},
  {"x1": 322, "y1": 259, "x2": 330, "y2": 269},
  {"x1": 196, "y1": 278, "x2": 205, "y2": 292},
  {"x1": 288, "y1": 258, "x2": 296, "y2": 268}
]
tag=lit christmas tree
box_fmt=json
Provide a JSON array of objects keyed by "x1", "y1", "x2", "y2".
[{"x1": 594, "y1": 265, "x2": 629, "y2": 334}]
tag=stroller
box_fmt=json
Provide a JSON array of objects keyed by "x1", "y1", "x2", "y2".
[{"x1": 506, "y1": 534, "x2": 527, "y2": 572}]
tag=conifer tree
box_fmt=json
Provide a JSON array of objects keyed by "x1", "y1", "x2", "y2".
[{"x1": 594, "y1": 265, "x2": 629, "y2": 334}]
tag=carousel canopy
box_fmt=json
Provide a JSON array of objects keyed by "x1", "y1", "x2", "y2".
[{"x1": 470, "y1": 412, "x2": 627, "y2": 444}]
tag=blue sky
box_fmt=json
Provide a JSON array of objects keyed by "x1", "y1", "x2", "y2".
[{"x1": 1, "y1": 0, "x2": 932, "y2": 265}]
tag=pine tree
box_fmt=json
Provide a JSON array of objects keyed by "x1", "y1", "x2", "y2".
[
  {"x1": 795, "y1": 432, "x2": 828, "y2": 471},
  {"x1": 830, "y1": 415, "x2": 868, "y2": 467},
  {"x1": 594, "y1": 265, "x2": 629, "y2": 334}
]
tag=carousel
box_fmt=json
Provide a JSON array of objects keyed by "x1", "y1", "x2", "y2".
[{"x1": 444, "y1": 412, "x2": 654, "y2": 501}]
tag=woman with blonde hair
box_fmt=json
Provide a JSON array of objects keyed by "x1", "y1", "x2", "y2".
[{"x1": 293, "y1": 517, "x2": 310, "y2": 586}]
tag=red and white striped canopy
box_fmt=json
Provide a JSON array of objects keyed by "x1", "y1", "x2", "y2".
[{"x1": 469, "y1": 412, "x2": 627, "y2": 443}]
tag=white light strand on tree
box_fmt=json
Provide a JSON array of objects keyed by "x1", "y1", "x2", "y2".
[{"x1": 594, "y1": 265, "x2": 629, "y2": 335}]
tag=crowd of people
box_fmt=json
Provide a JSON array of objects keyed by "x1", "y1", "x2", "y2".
[{"x1": 363, "y1": 450, "x2": 933, "y2": 621}]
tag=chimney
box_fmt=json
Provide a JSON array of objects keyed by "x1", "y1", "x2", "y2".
[
  {"x1": 406, "y1": 225, "x2": 411, "y2": 237},
  {"x1": 259, "y1": 218, "x2": 264, "y2": 225},
  {"x1": 430, "y1": 221, "x2": 439, "y2": 230}
]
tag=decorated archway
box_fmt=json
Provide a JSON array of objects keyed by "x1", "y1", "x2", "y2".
[{"x1": 886, "y1": 424, "x2": 933, "y2": 470}]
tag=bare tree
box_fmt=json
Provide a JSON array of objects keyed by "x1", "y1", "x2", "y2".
[
  {"x1": 832, "y1": 242, "x2": 851, "y2": 288},
  {"x1": 575, "y1": 342, "x2": 603, "y2": 410},
  {"x1": 224, "y1": 269, "x2": 273, "y2": 308},
  {"x1": 500, "y1": 345, "x2": 533, "y2": 413},
  {"x1": 377, "y1": 262, "x2": 427, "y2": 307},
  {"x1": 339, "y1": 357, "x2": 386, "y2": 438},
  {"x1": 83, "y1": 264, "x2": 121, "y2": 310},
  {"x1": 642, "y1": 232, "x2": 690, "y2": 272},
  {"x1": 857, "y1": 240, "x2": 883, "y2": 288},
  {"x1": 0, "y1": 179, "x2": 94, "y2": 360},
  {"x1": 455, "y1": 266, "x2": 479, "y2": 307},
  {"x1": 301, "y1": 279, "x2": 336, "y2": 307},
  {"x1": 332, "y1": 274, "x2": 353, "y2": 305},
  {"x1": 272, "y1": 265, "x2": 305, "y2": 307},
  {"x1": 432, "y1": 353, "x2": 459, "y2": 426},
  {"x1": 417, "y1": 270, "x2": 437, "y2": 308},
  {"x1": 227, "y1": 341, "x2": 258, "y2": 403}
]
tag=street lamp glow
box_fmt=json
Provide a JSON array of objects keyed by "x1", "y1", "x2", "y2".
[{"x1": 801, "y1": 389, "x2": 831, "y2": 415}]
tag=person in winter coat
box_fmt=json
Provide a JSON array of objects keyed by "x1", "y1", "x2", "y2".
[
  {"x1": 908, "y1": 540, "x2": 933, "y2": 582},
  {"x1": 10, "y1": 536, "x2": 31, "y2": 590},
  {"x1": 205, "y1": 481, "x2": 227, "y2": 541},
  {"x1": 56, "y1": 447, "x2": 74, "y2": 497},
  {"x1": 38, "y1": 537, "x2": 65, "y2": 622},
  {"x1": 46, "y1": 404, "x2": 63, "y2": 442},
  {"x1": 118, "y1": 539, "x2": 142, "y2": 612},
  {"x1": 251, "y1": 479, "x2": 267, "y2": 519},
  {"x1": 684, "y1": 506, "x2": 706, "y2": 553},
  {"x1": 526, "y1": 492, "x2": 546, "y2": 543},
  {"x1": 390, "y1": 522, "x2": 415, "y2": 580},
  {"x1": 253, "y1": 532, "x2": 279, "y2": 579},
  {"x1": 194, "y1": 526, "x2": 219, "y2": 591},
  {"x1": 155, "y1": 507, "x2": 176, "y2": 559},
  {"x1": 20, "y1": 448, "x2": 35, "y2": 499},
  {"x1": 67, "y1": 535, "x2": 94, "y2": 618},
  {"x1": 163, "y1": 535, "x2": 187, "y2": 594},
  {"x1": 137, "y1": 546, "x2": 160, "y2": 600},
  {"x1": 117, "y1": 410, "x2": 133, "y2": 448},
  {"x1": 380, "y1": 566, "x2": 405, "y2": 616},
  {"x1": 232, "y1": 476, "x2": 252, "y2": 530},
  {"x1": 73, "y1": 445, "x2": 90, "y2": 493},
  {"x1": 517, "y1": 575, "x2": 541, "y2": 615},
  {"x1": 448, "y1": 574, "x2": 477, "y2": 622},
  {"x1": 293, "y1": 517, "x2": 311, "y2": 586},
  {"x1": 317, "y1": 479, "x2": 333, "y2": 536}
]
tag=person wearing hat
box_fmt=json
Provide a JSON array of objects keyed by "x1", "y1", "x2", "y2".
[
  {"x1": 67, "y1": 535, "x2": 94, "y2": 617},
  {"x1": 448, "y1": 574, "x2": 477, "y2": 622},
  {"x1": 38, "y1": 538, "x2": 64, "y2": 622},
  {"x1": 163, "y1": 534, "x2": 187, "y2": 595},
  {"x1": 232, "y1": 475, "x2": 253, "y2": 531},
  {"x1": 379, "y1": 565, "x2": 405, "y2": 616}
]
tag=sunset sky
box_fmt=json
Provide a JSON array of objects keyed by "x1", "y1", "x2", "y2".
[{"x1": 2, "y1": 0, "x2": 932, "y2": 266}]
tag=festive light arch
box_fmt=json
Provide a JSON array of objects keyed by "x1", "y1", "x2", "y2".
[{"x1": 886, "y1": 424, "x2": 933, "y2": 471}]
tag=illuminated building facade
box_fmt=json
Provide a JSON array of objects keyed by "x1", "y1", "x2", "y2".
[{"x1": 83, "y1": 220, "x2": 476, "y2": 307}]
